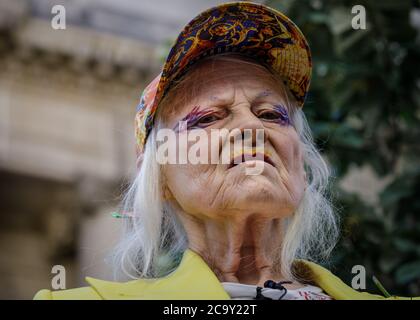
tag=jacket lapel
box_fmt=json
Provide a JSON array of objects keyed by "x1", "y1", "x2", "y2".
[
  {"x1": 85, "y1": 249, "x2": 230, "y2": 300},
  {"x1": 293, "y1": 260, "x2": 386, "y2": 300}
]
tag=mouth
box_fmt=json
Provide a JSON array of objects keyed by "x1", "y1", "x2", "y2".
[{"x1": 228, "y1": 152, "x2": 275, "y2": 169}]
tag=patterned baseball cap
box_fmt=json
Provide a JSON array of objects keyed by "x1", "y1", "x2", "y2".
[{"x1": 135, "y1": 1, "x2": 312, "y2": 157}]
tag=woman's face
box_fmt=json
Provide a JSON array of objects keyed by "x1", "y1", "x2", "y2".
[{"x1": 161, "y1": 59, "x2": 306, "y2": 221}]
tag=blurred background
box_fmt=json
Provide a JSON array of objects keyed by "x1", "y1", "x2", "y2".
[{"x1": 0, "y1": 0, "x2": 419, "y2": 299}]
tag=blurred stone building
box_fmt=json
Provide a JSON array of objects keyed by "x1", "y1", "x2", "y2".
[{"x1": 0, "y1": 0, "x2": 240, "y2": 299}]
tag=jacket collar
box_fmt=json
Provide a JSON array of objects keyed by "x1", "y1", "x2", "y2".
[
  {"x1": 85, "y1": 249, "x2": 386, "y2": 300},
  {"x1": 292, "y1": 259, "x2": 385, "y2": 300},
  {"x1": 85, "y1": 249, "x2": 230, "y2": 299}
]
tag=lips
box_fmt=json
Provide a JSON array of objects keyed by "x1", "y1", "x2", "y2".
[{"x1": 228, "y1": 152, "x2": 275, "y2": 169}]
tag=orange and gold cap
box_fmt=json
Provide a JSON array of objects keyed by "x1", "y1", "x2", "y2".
[{"x1": 135, "y1": 1, "x2": 312, "y2": 156}]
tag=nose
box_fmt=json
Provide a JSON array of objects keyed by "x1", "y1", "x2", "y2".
[{"x1": 229, "y1": 109, "x2": 268, "y2": 148}]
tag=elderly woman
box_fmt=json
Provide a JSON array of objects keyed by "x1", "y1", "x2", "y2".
[{"x1": 34, "y1": 2, "x2": 416, "y2": 300}]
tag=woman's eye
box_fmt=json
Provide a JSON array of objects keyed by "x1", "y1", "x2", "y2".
[
  {"x1": 258, "y1": 109, "x2": 290, "y2": 125},
  {"x1": 259, "y1": 111, "x2": 282, "y2": 120},
  {"x1": 197, "y1": 114, "x2": 219, "y2": 124}
]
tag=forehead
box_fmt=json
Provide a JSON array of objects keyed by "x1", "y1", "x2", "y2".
[
  {"x1": 195, "y1": 72, "x2": 281, "y2": 100},
  {"x1": 158, "y1": 57, "x2": 289, "y2": 121},
  {"x1": 187, "y1": 58, "x2": 283, "y2": 95}
]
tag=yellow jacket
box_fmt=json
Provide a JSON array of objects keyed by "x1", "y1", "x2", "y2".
[{"x1": 34, "y1": 249, "x2": 418, "y2": 300}]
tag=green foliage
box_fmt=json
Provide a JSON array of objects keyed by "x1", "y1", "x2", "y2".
[{"x1": 267, "y1": 0, "x2": 420, "y2": 295}]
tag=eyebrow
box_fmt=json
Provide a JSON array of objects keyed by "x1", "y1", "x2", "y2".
[
  {"x1": 208, "y1": 89, "x2": 274, "y2": 106},
  {"x1": 255, "y1": 89, "x2": 273, "y2": 99}
]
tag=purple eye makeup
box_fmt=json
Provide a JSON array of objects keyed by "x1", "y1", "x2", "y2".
[
  {"x1": 174, "y1": 101, "x2": 291, "y2": 133},
  {"x1": 273, "y1": 104, "x2": 291, "y2": 126},
  {"x1": 257, "y1": 104, "x2": 291, "y2": 126},
  {"x1": 174, "y1": 106, "x2": 221, "y2": 132}
]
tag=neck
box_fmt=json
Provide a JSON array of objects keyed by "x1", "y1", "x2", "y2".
[{"x1": 177, "y1": 212, "x2": 292, "y2": 287}]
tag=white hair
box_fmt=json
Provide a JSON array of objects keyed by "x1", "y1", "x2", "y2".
[{"x1": 111, "y1": 55, "x2": 340, "y2": 282}]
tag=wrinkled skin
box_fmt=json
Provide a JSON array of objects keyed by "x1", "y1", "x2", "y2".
[{"x1": 161, "y1": 59, "x2": 306, "y2": 287}]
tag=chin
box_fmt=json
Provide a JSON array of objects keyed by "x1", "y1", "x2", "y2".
[{"x1": 228, "y1": 181, "x2": 298, "y2": 217}]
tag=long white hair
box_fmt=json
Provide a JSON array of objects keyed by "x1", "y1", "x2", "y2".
[{"x1": 111, "y1": 55, "x2": 340, "y2": 282}]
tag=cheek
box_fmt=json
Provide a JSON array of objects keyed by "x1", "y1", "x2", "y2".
[
  {"x1": 163, "y1": 162, "x2": 217, "y2": 215},
  {"x1": 271, "y1": 129, "x2": 306, "y2": 188},
  {"x1": 165, "y1": 164, "x2": 203, "y2": 194},
  {"x1": 163, "y1": 131, "x2": 222, "y2": 211}
]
